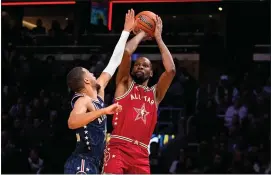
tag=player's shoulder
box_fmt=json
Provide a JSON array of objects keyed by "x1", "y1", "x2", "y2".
[
  {"x1": 116, "y1": 76, "x2": 133, "y2": 90},
  {"x1": 118, "y1": 75, "x2": 131, "y2": 85},
  {"x1": 115, "y1": 76, "x2": 134, "y2": 99},
  {"x1": 151, "y1": 84, "x2": 157, "y2": 91},
  {"x1": 73, "y1": 95, "x2": 96, "y2": 111},
  {"x1": 73, "y1": 95, "x2": 92, "y2": 106}
]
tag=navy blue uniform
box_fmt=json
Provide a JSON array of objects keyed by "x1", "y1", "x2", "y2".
[{"x1": 64, "y1": 93, "x2": 107, "y2": 174}]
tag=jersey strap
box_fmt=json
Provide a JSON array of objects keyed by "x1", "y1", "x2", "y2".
[{"x1": 71, "y1": 93, "x2": 84, "y2": 108}]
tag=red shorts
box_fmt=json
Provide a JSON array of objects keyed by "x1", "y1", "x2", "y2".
[{"x1": 103, "y1": 135, "x2": 150, "y2": 174}]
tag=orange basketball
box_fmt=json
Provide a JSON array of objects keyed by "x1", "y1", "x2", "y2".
[{"x1": 134, "y1": 11, "x2": 156, "y2": 37}]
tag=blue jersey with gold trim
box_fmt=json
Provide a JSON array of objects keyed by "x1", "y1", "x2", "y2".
[{"x1": 70, "y1": 93, "x2": 107, "y2": 164}]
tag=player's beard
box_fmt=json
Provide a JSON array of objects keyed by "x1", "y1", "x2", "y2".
[{"x1": 131, "y1": 73, "x2": 148, "y2": 85}]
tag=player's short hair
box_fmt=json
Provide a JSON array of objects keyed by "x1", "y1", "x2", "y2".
[{"x1": 67, "y1": 67, "x2": 85, "y2": 92}]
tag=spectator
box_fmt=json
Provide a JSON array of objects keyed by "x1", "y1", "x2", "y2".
[
  {"x1": 28, "y1": 148, "x2": 44, "y2": 174},
  {"x1": 169, "y1": 149, "x2": 186, "y2": 173},
  {"x1": 96, "y1": 18, "x2": 109, "y2": 33},
  {"x1": 225, "y1": 97, "x2": 248, "y2": 129},
  {"x1": 215, "y1": 75, "x2": 239, "y2": 113},
  {"x1": 48, "y1": 20, "x2": 64, "y2": 45},
  {"x1": 9, "y1": 97, "x2": 25, "y2": 119},
  {"x1": 64, "y1": 19, "x2": 74, "y2": 34},
  {"x1": 32, "y1": 19, "x2": 46, "y2": 34}
]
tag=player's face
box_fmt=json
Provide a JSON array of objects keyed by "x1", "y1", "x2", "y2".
[
  {"x1": 131, "y1": 57, "x2": 153, "y2": 85},
  {"x1": 82, "y1": 68, "x2": 97, "y2": 87}
]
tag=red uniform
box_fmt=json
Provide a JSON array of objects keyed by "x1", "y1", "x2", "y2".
[{"x1": 103, "y1": 80, "x2": 157, "y2": 174}]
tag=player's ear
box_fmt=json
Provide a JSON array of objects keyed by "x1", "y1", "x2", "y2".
[
  {"x1": 84, "y1": 77, "x2": 90, "y2": 84},
  {"x1": 150, "y1": 70, "x2": 153, "y2": 78}
]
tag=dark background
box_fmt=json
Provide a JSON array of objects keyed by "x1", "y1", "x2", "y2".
[{"x1": 1, "y1": 0, "x2": 270, "y2": 174}]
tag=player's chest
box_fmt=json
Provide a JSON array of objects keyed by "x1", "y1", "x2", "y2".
[
  {"x1": 77, "y1": 124, "x2": 106, "y2": 143},
  {"x1": 119, "y1": 97, "x2": 156, "y2": 125},
  {"x1": 89, "y1": 102, "x2": 107, "y2": 125},
  {"x1": 82, "y1": 120, "x2": 106, "y2": 138},
  {"x1": 128, "y1": 88, "x2": 155, "y2": 106},
  {"x1": 85, "y1": 111, "x2": 107, "y2": 126},
  {"x1": 92, "y1": 115, "x2": 107, "y2": 126}
]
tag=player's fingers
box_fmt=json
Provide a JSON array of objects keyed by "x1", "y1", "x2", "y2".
[
  {"x1": 157, "y1": 16, "x2": 161, "y2": 25},
  {"x1": 130, "y1": 9, "x2": 134, "y2": 19},
  {"x1": 131, "y1": 9, "x2": 134, "y2": 17},
  {"x1": 116, "y1": 108, "x2": 122, "y2": 113},
  {"x1": 115, "y1": 106, "x2": 122, "y2": 113},
  {"x1": 127, "y1": 11, "x2": 131, "y2": 19},
  {"x1": 159, "y1": 16, "x2": 162, "y2": 24},
  {"x1": 155, "y1": 15, "x2": 159, "y2": 22}
]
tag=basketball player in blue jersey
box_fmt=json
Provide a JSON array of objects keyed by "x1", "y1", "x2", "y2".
[{"x1": 64, "y1": 9, "x2": 136, "y2": 174}]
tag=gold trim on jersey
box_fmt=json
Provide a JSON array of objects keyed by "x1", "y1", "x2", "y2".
[
  {"x1": 115, "y1": 81, "x2": 135, "y2": 101},
  {"x1": 76, "y1": 133, "x2": 81, "y2": 142},
  {"x1": 109, "y1": 135, "x2": 148, "y2": 149},
  {"x1": 151, "y1": 84, "x2": 158, "y2": 107}
]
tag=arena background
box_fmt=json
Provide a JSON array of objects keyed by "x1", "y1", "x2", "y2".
[{"x1": 1, "y1": 0, "x2": 270, "y2": 174}]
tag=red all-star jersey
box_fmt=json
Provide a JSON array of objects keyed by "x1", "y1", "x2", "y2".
[{"x1": 111, "y1": 81, "x2": 158, "y2": 145}]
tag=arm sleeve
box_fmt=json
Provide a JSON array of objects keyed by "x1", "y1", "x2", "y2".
[{"x1": 102, "y1": 31, "x2": 130, "y2": 76}]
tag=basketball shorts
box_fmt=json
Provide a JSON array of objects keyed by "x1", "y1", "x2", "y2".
[
  {"x1": 103, "y1": 136, "x2": 150, "y2": 174},
  {"x1": 64, "y1": 154, "x2": 100, "y2": 174}
]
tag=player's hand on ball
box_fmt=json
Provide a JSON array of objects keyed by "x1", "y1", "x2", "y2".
[
  {"x1": 104, "y1": 103, "x2": 122, "y2": 115},
  {"x1": 132, "y1": 18, "x2": 151, "y2": 40},
  {"x1": 124, "y1": 9, "x2": 135, "y2": 32},
  {"x1": 154, "y1": 15, "x2": 163, "y2": 40},
  {"x1": 137, "y1": 30, "x2": 152, "y2": 41},
  {"x1": 133, "y1": 29, "x2": 152, "y2": 41}
]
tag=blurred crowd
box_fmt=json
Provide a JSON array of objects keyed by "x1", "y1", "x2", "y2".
[
  {"x1": 2, "y1": 16, "x2": 218, "y2": 47},
  {"x1": 2, "y1": 16, "x2": 109, "y2": 47},
  {"x1": 154, "y1": 73, "x2": 271, "y2": 174},
  {"x1": 2, "y1": 14, "x2": 270, "y2": 174}
]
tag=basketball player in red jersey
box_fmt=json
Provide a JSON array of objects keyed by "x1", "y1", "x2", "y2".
[{"x1": 103, "y1": 15, "x2": 176, "y2": 174}]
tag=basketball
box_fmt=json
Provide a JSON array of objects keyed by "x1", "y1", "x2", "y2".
[{"x1": 134, "y1": 11, "x2": 156, "y2": 37}]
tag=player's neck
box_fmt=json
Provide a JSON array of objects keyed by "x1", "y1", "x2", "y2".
[
  {"x1": 139, "y1": 81, "x2": 149, "y2": 87},
  {"x1": 133, "y1": 79, "x2": 149, "y2": 87},
  {"x1": 81, "y1": 88, "x2": 98, "y2": 100}
]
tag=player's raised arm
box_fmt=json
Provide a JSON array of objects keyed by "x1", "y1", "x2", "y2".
[
  {"x1": 97, "y1": 9, "x2": 135, "y2": 92},
  {"x1": 115, "y1": 30, "x2": 147, "y2": 85},
  {"x1": 68, "y1": 96, "x2": 122, "y2": 129},
  {"x1": 154, "y1": 15, "x2": 176, "y2": 104}
]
